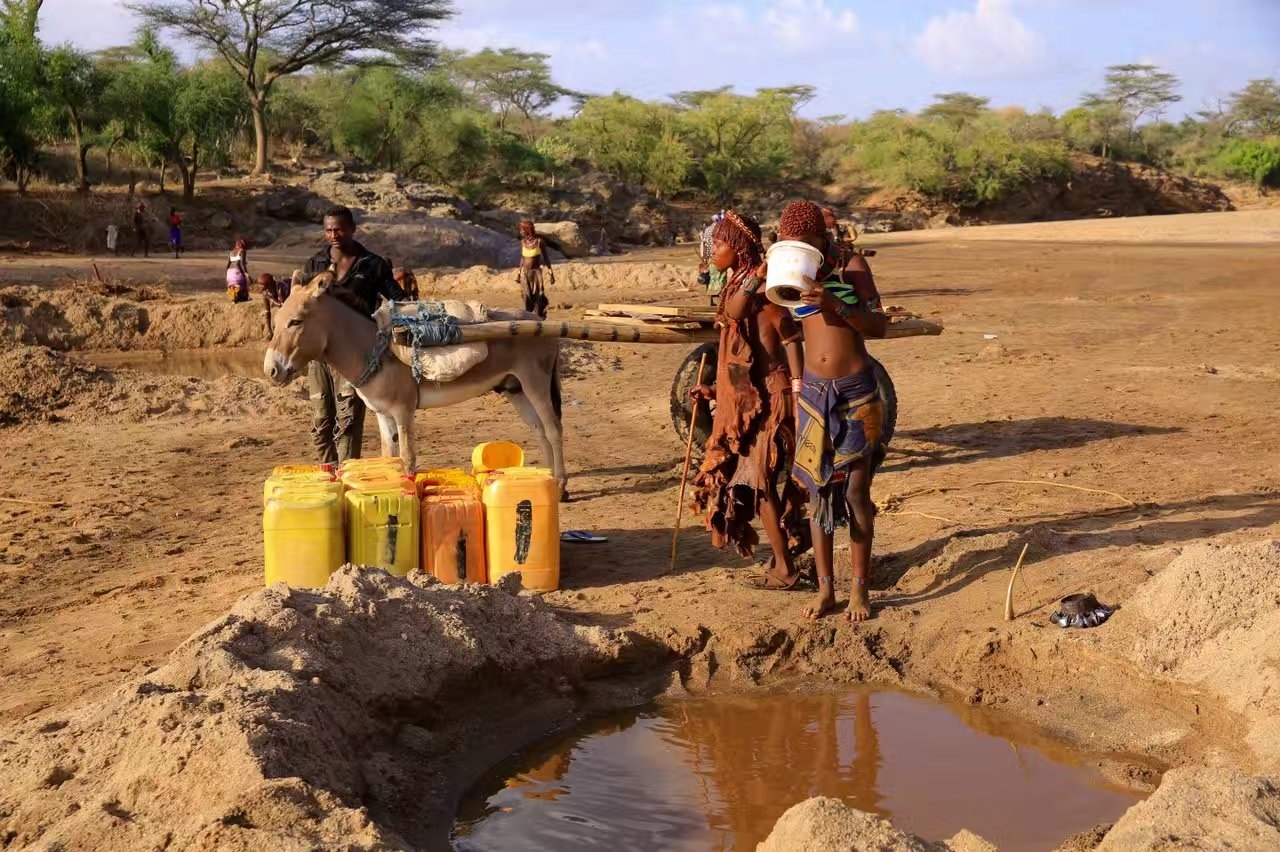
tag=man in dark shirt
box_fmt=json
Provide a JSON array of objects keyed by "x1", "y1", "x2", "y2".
[{"x1": 301, "y1": 206, "x2": 407, "y2": 464}]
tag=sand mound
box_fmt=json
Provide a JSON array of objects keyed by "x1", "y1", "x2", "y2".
[
  {"x1": 0, "y1": 569, "x2": 630, "y2": 850},
  {"x1": 757, "y1": 797, "x2": 995, "y2": 852},
  {"x1": 1, "y1": 285, "x2": 264, "y2": 352},
  {"x1": 0, "y1": 344, "x2": 110, "y2": 425},
  {"x1": 417, "y1": 260, "x2": 695, "y2": 300},
  {"x1": 1098, "y1": 767, "x2": 1280, "y2": 851},
  {"x1": 0, "y1": 340, "x2": 302, "y2": 427},
  {"x1": 1121, "y1": 540, "x2": 1280, "y2": 766}
]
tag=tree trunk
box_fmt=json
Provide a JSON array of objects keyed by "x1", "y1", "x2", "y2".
[
  {"x1": 68, "y1": 107, "x2": 89, "y2": 191},
  {"x1": 251, "y1": 94, "x2": 269, "y2": 176},
  {"x1": 181, "y1": 142, "x2": 198, "y2": 202},
  {"x1": 159, "y1": 160, "x2": 167, "y2": 193}
]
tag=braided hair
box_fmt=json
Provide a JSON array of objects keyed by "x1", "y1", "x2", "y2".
[
  {"x1": 711, "y1": 210, "x2": 763, "y2": 293},
  {"x1": 778, "y1": 200, "x2": 826, "y2": 242},
  {"x1": 518, "y1": 219, "x2": 536, "y2": 239}
]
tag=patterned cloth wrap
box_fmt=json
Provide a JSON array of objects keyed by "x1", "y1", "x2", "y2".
[{"x1": 793, "y1": 369, "x2": 885, "y2": 533}]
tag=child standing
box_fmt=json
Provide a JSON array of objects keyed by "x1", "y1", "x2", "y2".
[
  {"x1": 168, "y1": 207, "x2": 183, "y2": 258},
  {"x1": 768, "y1": 200, "x2": 889, "y2": 622}
]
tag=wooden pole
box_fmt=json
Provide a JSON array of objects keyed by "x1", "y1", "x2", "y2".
[
  {"x1": 671, "y1": 353, "x2": 709, "y2": 571},
  {"x1": 444, "y1": 317, "x2": 943, "y2": 347}
]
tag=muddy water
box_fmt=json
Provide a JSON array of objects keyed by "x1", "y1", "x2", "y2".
[
  {"x1": 454, "y1": 687, "x2": 1148, "y2": 852},
  {"x1": 78, "y1": 348, "x2": 266, "y2": 380}
]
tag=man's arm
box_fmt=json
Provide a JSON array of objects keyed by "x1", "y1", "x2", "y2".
[{"x1": 377, "y1": 258, "x2": 408, "y2": 302}]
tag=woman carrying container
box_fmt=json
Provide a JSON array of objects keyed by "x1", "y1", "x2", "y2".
[
  {"x1": 691, "y1": 210, "x2": 809, "y2": 591},
  {"x1": 226, "y1": 239, "x2": 250, "y2": 303},
  {"x1": 515, "y1": 220, "x2": 554, "y2": 318}
]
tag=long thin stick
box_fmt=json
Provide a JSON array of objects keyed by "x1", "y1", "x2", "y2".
[
  {"x1": 891, "y1": 478, "x2": 1137, "y2": 508},
  {"x1": 1004, "y1": 543, "x2": 1030, "y2": 621},
  {"x1": 0, "y1": 496, "x2": 67, "y2": 508},
  {"x1": 671, "y1": 353, "x2": 709, "y2": 571}
]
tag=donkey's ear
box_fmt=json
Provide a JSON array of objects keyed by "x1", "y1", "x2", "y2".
[
  {"x1": 290, "y1": 269, "x2": 306, "y2": 289},
  {"x1": 307, "y1": 271, "x2": 335, "y2": 294}
]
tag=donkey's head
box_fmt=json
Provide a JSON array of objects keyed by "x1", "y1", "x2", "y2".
[{"x1": 263, "y1": 269, "x2": 335, "y2": 384}]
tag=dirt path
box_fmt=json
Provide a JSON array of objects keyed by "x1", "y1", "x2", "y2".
[{"x1": 1, "y1": 212, "x2": 1279, "y2": 845}]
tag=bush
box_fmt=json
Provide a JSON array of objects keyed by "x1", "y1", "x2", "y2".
[{"x1": 1209, "y1": 138, "x2": 1280, "y2": 188}]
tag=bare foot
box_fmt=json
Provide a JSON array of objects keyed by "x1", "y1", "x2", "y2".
[
  {"x1": 846, "y1": 583, "x2": 872, "y2": 623},
  {"x1": 804, "y1": 588, "x2": 838, "y2": 620}
]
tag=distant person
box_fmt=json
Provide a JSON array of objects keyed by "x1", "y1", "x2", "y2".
[
  {"x1": 393, "y1": 266, "x2": 420, "y2": 301},
  {"x1": 259, "y1": 272, "x2": 290, "y2": 338},
  {"x1": 698, "y1": 212, "x2": 727, "y2": 305},
  {"x1": 168, "y1": 207, "x2": 183, "y2": 258},
  {"x1": 301, "y1": 206, "x2": 406, "y2": 464},
  {"x1": 226, "y1": 239, "x2": 250, "y2": 303},
  {"x1": 105, "y1": 223, "x2": 119, "y2": 256},
  {"x1": 515, "y1": 219, "x2": 554, "y2": 318},
  {"x1": 129, "y1": 202, "x2": 149, "y2": 258}
]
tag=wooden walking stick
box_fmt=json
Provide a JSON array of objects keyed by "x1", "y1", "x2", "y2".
[{"x1": 671, "y1": 353, "x2": 709, "y2": 571}]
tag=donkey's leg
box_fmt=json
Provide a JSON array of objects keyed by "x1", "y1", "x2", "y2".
[
  {"x1": 518, "y1": 374, "x2": 568, "y2": 501},
  {"x1": 502, "y1": 390, "x2": 554, "y2": 475},
  {"x1": 396, "y1": 415, "x2": 417, "y2": 473},
  {"x1": 376, "y1": 411, "x2": 399, "y2": 459}
]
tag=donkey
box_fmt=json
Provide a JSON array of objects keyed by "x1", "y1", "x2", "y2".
[{"x1": 263, "y1": 271, "x2": 568, "y2": 499}]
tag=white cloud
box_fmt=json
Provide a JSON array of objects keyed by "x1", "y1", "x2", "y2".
[
  {"x1": 763, "y1": 0, "x2": 858, "y2": 51},
  {"x1": 914, "y1": 0, "x2": 1045, "y2": 76}
]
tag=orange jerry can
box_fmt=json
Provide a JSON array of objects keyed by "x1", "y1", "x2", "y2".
[{"x1": 421, "y1": 489, "x2": 487, "y2": 584}]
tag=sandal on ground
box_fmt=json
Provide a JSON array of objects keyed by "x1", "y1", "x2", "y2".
[{"x1": 741, "y1": 571, "x2": 813, "y2": 592}]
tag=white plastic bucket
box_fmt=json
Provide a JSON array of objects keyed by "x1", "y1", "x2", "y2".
[{"x1": 763, "y1": 240, "x2": 824, "y2": 307}]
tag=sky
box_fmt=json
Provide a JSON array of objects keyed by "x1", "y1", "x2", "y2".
[{"x1": 38, "y1": 0, "x2": 1280, "y2": 120}]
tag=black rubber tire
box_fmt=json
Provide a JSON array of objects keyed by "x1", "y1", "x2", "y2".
[
  {"x1": 670, "y1": 341, "x2": 719, "y2": 461},
  {"x1": 670, "y1": 345, "x2": 897, "y2": 457},
  {"x1": 871, "y1": 356, "x2": 897, "y2": 449}
]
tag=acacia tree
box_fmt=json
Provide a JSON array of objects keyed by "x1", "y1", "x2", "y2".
[
  {"x1": 450, "y1": 48, "x2": 576, "y2": 140},
  {"x1": 44, "y1": 45, "x2": 108, "y2": 190},
  {"x1": 1229, "y1": 78, "x2": 1280, "y2": 137},
  {"x1": 1083, "y1": 63, "x2": 1181, "y2": 155},
  {"x1": 128, "y1": 0, "x2": 452, "y2": 175}
]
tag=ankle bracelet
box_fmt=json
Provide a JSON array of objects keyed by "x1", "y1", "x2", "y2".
[
  {"x1": 852, "y1": 577, "x2": 866, "y2": 586},
  {"x1": 818, "y1": 576, "x2": 832, "y2": 586}
]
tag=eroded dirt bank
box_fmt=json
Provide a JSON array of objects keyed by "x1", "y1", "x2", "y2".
[{"x1": 3, "y1": 215, "x2": 1280, "y2": 849}]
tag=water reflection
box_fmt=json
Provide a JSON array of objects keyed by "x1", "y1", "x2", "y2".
[{"x1": 454, "y1": 687, "x2": 1146, "y2": 852}]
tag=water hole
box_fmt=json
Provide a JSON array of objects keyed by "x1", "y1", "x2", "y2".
[
  {"x1": 453, "y1": 686, "x2": 1150, "y2": 852},
  {"x1": 77, "y1": 348, "x2": 266, "y2": 380}
]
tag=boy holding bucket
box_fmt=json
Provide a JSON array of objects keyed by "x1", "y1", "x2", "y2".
[{"x1": 750, "y1": 200, "x2": 888, "y2": 622}]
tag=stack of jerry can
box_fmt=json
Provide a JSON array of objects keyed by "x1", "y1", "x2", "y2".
[
  {"x1": 341, "y1": 458, "x2": 419, "y2": 578},
  {"x1": 262, "y1": 464, "x2": 343, "y2": 588}
]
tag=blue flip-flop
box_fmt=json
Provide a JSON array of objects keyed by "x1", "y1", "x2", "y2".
[{"x1": 561, "y1": 530, "x2": 608, "y2": 543}]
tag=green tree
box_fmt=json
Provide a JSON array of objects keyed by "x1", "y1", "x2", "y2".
[
  {"x1": 104, "y1": 33, "x2": 244, "y2": 200},
  {"x1": 328, "y1": 66, "x2": 456, "y2": 170},
  {"x1": 1228, "y1": 78, "x2": 1280, "y2": 137},
  {"x1": 922, "y1": 92, "x2": 990, "y2": 132},
  {"x1": 534, "y1": 134, "x2": 575, "y2": 188},
  {"x1": 0, "y1": 0, "x2": 43, "y2": 192},
  {"x1": 676, "y1": 87, "x2": 801, "y2": 200},
  {"x1": 451, "y1": 48, "x2": 575, "y2": 139},
  {"x1": 43, "y1": 45, "x2": 109, "y2": 190},
  {"x1": 129, "y1": 0, "x2": 452, "y2": 175},
  {"x1": 1083, "y1": 64, "x2": 1182, "y2": 155}
]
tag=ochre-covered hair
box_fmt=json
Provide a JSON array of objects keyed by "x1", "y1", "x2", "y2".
[
  {"x1": 778, "y1": 200, "x2": 826, "y2": 241},
  {"x1": 518, "y1": 219, "x2": 535, "y2": 238}
]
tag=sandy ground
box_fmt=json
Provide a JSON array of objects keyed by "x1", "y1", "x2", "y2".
[{"x1": 2, "y1": 209, "x2": 1279, "y2": 848}]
